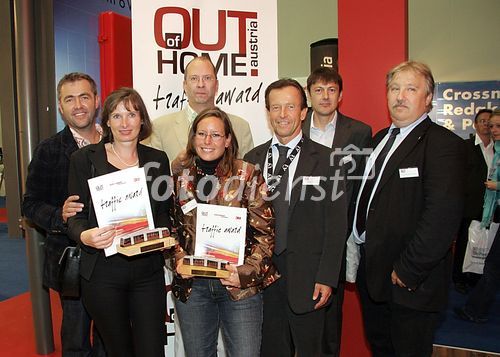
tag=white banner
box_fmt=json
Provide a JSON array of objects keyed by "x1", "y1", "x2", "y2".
[{"x1": 132, "y1": 0, "x2": 278, "y2": 146}]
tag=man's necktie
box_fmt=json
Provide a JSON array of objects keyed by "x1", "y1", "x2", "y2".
[
  {"x1": 356, "y1": 127, "x2": 400, "y2": 236},
  {"x1": 273, "y1": 145, "x2": 289, "y2": 255}
]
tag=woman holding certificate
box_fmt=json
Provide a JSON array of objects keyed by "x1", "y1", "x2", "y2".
[
  {"x1": 67, "y1": 88, "x2": 172, "y2": 357},
  {"x1": 172, "y1": 107, "x2": 278, "y2": 357}
]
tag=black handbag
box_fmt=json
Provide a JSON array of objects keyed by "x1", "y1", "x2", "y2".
[
  {"x1": 58, "y1": 163, "x2": 95, "y2": 298},
  {"x1": 58, "y1": 245, "x2": 81, "y2": 297}
]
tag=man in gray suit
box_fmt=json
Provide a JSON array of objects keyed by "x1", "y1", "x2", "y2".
[
  {"x1": 303, "y1": 67, "x2": 372, "y2": 357},
  {"x1": 149, "y1": 55, "x2": 254, "y2": 162}
]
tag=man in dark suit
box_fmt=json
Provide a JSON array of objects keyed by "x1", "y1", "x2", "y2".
[
  {"x1": 244, "y1": 78, "x2": 348, "y2": 356},
  {"x1": 453, "y1": 109, "x2": 493, "y2": 293},
  {"x1": 303, "y1": 67, "x2": 372, "y2": 357},
  {"x1": 352, "y1": 61, "x2": 465, "y2": 357},
  {"x1": 23, "y1": 73, "x2": 105, "y2": 356}
]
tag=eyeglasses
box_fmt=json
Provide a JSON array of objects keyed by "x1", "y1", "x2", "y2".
[
  {"x1": 195, "y1": 131, "x2": 225, "y2": 141},
  {"x1": 187, "y1": 75, "x2": 215, "y2": 84}
]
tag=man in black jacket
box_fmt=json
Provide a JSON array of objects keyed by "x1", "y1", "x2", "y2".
[
  {"x1": 23, "y1": 72, "x2": 105, "y2": 356},
  {"x1": 303, "y1": 67, "x2": 372, "y2": 357},
  {"x1": 453, "y1": 109, "x2": 493, "y2": 293}
]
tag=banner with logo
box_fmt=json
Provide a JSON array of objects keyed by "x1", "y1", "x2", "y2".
[
  {"x1": 432, "y1": 81, "x2": 499, "y2": 139},
  {"x1": 132, "y1": 0, "x2": 278, "y2": 146}
]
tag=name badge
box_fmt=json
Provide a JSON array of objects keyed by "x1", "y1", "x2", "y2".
[
  {"x1": 302, "y1": 176, "x2": 320, "y2": 185},
  {"x1": 181, "y1": 199, "x2": 198, "y2": 214},
  {"x1": 399, "y1": 167, "x2": 419, "y2": 178}
]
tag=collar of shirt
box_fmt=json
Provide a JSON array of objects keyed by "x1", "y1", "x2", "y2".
[
  {"x1": 186, "y1": 104, "x2": 198, "y2": 124},
  {"x1": 310, "y1": 111, "x2": 337, "y2": 132},
  {"x1": 268, "y1": 132, "x2": 303, "y2": 195},
  {"x1": 70, "y1": 123, "x2": 102, "y2": 149},
  {"x1": 271, "y1": 131, "x2": 303, "y2": 152},
  {"x1": 310, "y1": 111, "x2": 337, "y2": 148},
  {"x1": 475, "y1": 133, "x2": 493, "y2": 149}
]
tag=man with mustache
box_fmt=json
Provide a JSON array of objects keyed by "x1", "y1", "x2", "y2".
[
  {"x1": 23, "y1": 73, "x2": 105, "y2": 356},
  {"x1": 352, "y1": 61, "x2": 465, "y2": 356},
  {"x1": 303, "y1": 67, "x2": 371, "y2": 357}
]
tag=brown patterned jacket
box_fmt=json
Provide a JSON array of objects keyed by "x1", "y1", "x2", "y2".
[{"x1": 172, "y1": 159, "x2": 279, "y2": 302}]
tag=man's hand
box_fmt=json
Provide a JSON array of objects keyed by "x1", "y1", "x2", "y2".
[
  {"x1": 80, "y1": 225, "x2": 115, "y2": 249},
  {"x1": 391, "y1": 270, "x2": 413, "y2": 291},
  {"x1": 485, "y1": 180, "x2": 498, "y2": 191},
  {"x1": 62, "y1": 195, "x2": 83, "y2": 223},
  {"x1": 171, "y1": 149, "x2": 189, "y2": 175},
  {"x1": 313, "y1": 283, "x2": 332, "y2": 309},
  {"x1": 220, "y1": 264, "x2": 242, "y2": 288}
]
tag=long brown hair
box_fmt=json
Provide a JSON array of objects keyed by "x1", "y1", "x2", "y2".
[{"x1": 185, "y1": 107, "x2": 239, "y2": 176}]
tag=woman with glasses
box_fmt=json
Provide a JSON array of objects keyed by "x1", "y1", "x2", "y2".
[
  {"x1": 171, "y1": 107, "x2": 278, "y2": 357},
  {"x1": 67, "y1": 87, "x2": 173, "y2": 357}
]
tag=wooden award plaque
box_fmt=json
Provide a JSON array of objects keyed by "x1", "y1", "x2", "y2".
[
  {"x1": 178, "y1": 256, "x2": 231, "y2": 278},
  {"x1": 116, "y1": 227, "x2": 176, "y2": 257}
]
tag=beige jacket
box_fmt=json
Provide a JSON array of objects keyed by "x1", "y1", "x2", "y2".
[{"x1": 148, "y1": 107, "x2": 254, "y2": 162}]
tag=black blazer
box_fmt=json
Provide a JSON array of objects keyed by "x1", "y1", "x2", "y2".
[
  {"x1": 303, "y1": 109, "x2": 372, "y2": 223},
  {"x1": 67, "y1": 141, "x2": 173, "y2": 281},
  {"x1": 22, "y1": 126, "x2": 79, "y2": 291},
  {"x1": 463, "y1": 137, "x2": 489, "y2": 219},
  {"x1": 244, "y1": 136, "x2": 348, "y2": 314},
  {"x1": 363, "y1": 117, "x2": 465, "y2": 311}
]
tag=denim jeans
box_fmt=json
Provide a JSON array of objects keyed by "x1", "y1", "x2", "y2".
[{"x1": 175, "y1": 278, "x2": 263, "y2": 357}]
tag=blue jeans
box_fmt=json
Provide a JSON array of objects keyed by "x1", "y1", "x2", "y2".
[{"x1": 175, "y1": 279, "x2": 263, "y2": 357}]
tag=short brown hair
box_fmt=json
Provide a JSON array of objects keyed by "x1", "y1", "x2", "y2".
[
  {"x1": 386, "y1": 61, "x2": 435, "y2": 111},
  {"x1": 307, "y1": 67, "x2": 343, "y2": 93},
  {"x1": 265, "y1": 78, "x2": 308, "y2": 111},
  {"x1": 101, "y1": 87, "x2": 152, "y2": 142},
  {"x1": 57, "y1": 72, "x2": 98, "y2": 100},
  {"x1": 185, "y1": 107, "x2": 238, "y2": 176}
]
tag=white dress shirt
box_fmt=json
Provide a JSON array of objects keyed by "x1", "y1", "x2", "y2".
[{"x1": 309, "y1": 111, "x2": 337, "y2": 148}]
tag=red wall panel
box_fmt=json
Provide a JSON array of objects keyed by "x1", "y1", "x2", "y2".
[{"x1": 98, "y1": 11, "x2": 133, "y2": 103}]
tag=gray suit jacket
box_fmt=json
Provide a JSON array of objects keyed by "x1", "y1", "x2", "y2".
[{"x1": 148, "y1": 107, "x2": 254, "y2": 161}]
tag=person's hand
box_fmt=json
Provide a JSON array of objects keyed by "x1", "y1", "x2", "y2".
[
  {"x1": 171, "y1": 149, "x2": 189, "y2": 175},
  {"x1": 485, "y1": 180, "x2": 497, "y2": 191},
  {"x1": 62, "y1": 195, "x2": 83, "y2": 223},
  {"x1": 220, "y1": 264, "x2": 241, "y2": 288},
  {"x1": 175, "y1": 257, "x2": 194, "y2": 279},
  {"x1": 391, "y1": 270, "x2": 413, "y2": 291},
  {"x1": 80, "y1": 225, "x2": 115, "y2": 249},
  {"x1": 313, "y1": 283, "x2": 332, "y2": 309}
]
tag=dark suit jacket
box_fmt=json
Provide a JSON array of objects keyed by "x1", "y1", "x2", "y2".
[
  {"x1": 303, "y1": 109, "x2": 372, "y2": 223},
  {"x1": 463, "y1": 137, "x2": 488, "y2": 219},
  {"x1": 363, "y1": 117, "x2": 465, "y2": 311},
  {"x1": 244, "y1": 136, "x2": 348, "y2": 314},
  {"x1": 67, "y1": 141, "x2": 173, "y2": 281},
  {"x1": 22, "y1": 126, "x2": 78, "y2": 291}
]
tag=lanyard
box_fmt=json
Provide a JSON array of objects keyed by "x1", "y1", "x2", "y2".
[{"x1": 266, "y1": 137, "x2": 303, "y2": 193}]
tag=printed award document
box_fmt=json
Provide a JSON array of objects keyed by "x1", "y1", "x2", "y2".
[
  {"x1": 195, "y1": 203, "x2": 246, "y2": 265},
  {"x1": 88, "y1": 167, "x2": 154, "y2": 256}
]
